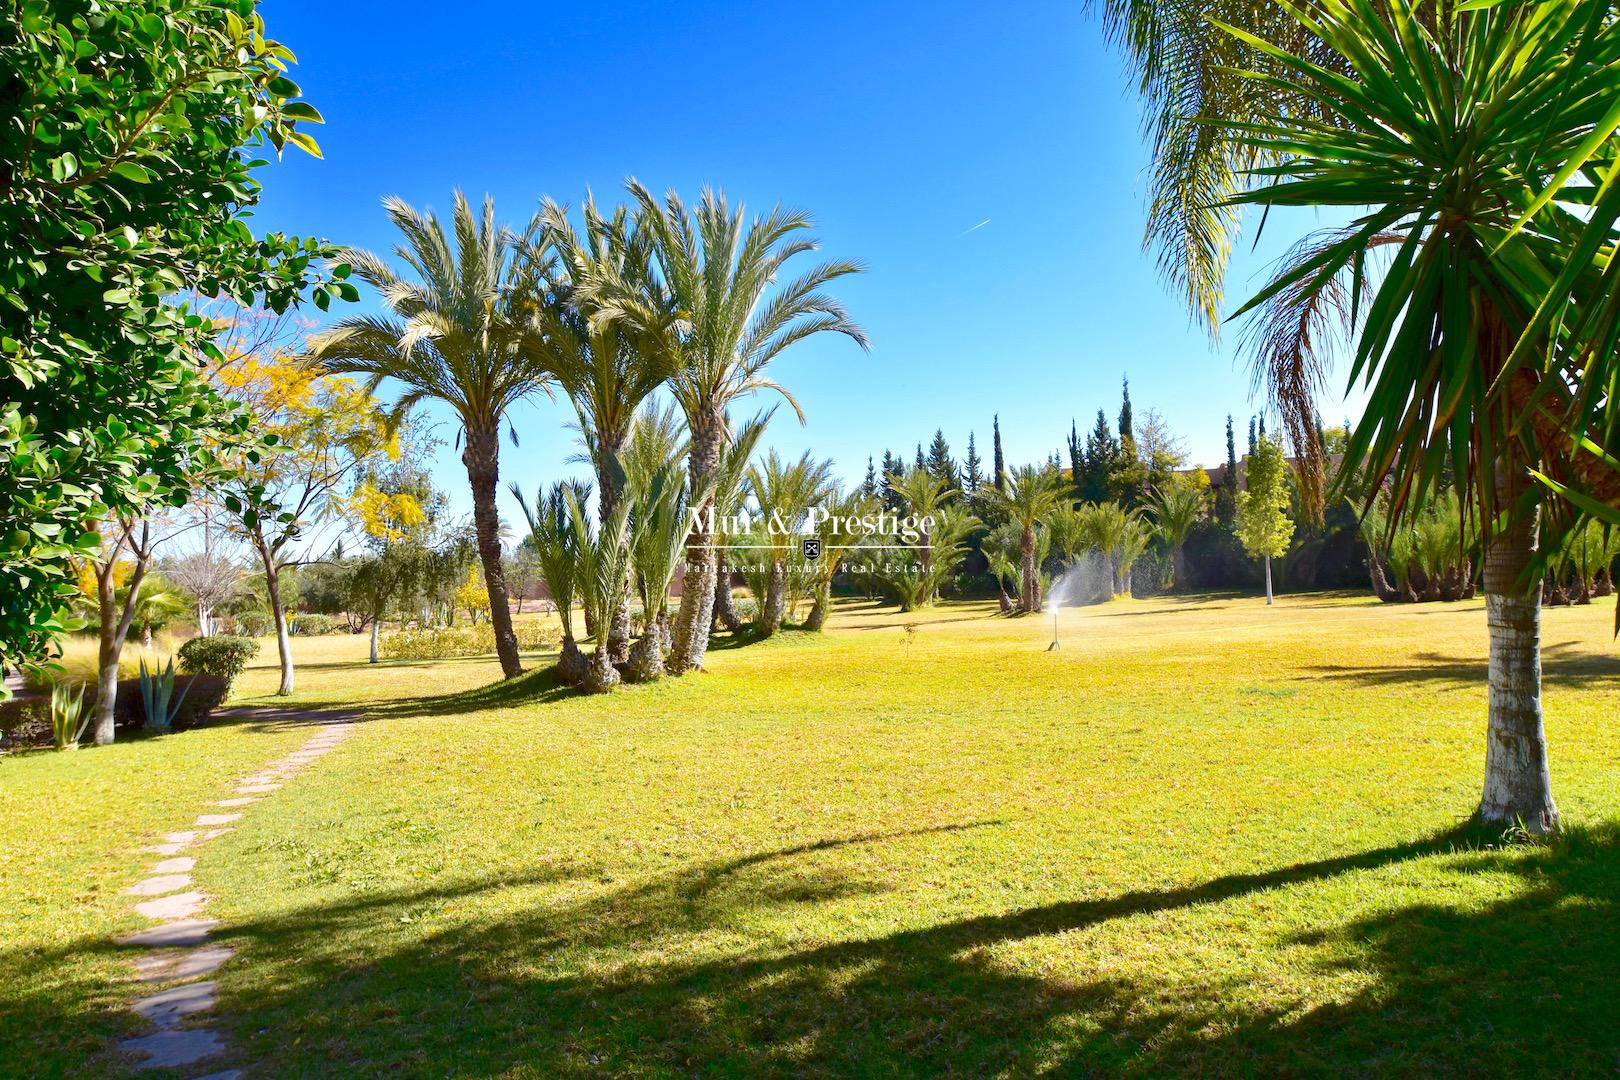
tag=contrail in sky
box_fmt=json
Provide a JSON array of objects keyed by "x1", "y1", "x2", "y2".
[{"x1": 958, "y1": 218, "x2": 991, "y2": 237}]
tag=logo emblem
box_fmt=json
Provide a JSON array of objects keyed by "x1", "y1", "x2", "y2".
[{"x1": 802, "y1": 537, "x2": 822, "y2": 561}]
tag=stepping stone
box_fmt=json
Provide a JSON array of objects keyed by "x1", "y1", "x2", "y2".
[
  {"x1": 135, "y1": 946, "x2": 234, "y2": 982},
  {"x1": 118, "y1": 1027, "x2": 225, "y2": 1069},
  {"x1": 149, "y1": 857, "x2": 195, "y2": 874},
  {"x1": 238, "y1": 775, "x2": 275, "y2": 784},
  {"x1": 145, "y1": 843, "x2": 188, "y2": 857},
  {"x1": 194, "y1": 813, "x2": 241, "y2": 827},
  {"x1": 134, "y1": 891, "x2": 208, "y2": 921},
  {"x1": 215, "y1": 797, "x2": 260, "y2": 807},
  {"x1": 164, "y1": 831, "x2": 199, "y2": 845},
  {"x1": 235, "y1": 785, "x2": 280, "y2": 794},
  {"x1": 199, "y1": 828, "x2": 234, "y2": 841},
  {"x1": 116, "y1": 919, "x2": 216, "y2": 948},
  {"x1": 131, "y1": 980, "x2": 217, "y2": 1027},
  {"x1": 125, "y1": 875, "x2": 191, "y2": 897}
]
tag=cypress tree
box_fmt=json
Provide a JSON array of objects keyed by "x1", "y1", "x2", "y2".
[
  {"x1": 881, "y1": 450, "x2": 899, "y2": 510},
  {"x1": 963, "y1": 432, "x2": 983, "y2": 494},
  {"x1": 1067, "y1": 419, "x2": 1083, "y2": 488},
  {"x1": 914, "y1": 443, "x2": 926, "y2": 472},
  {"x1": 1118, "y1": 376, "x2": 1135, "y2": 452},
  {"x1": 992, "y1": 414, "x2": 1007, "y2": 492},
  {"x1": 862, "y1": 456, "x2": 878, "y2": 499},
  {"x1": 1248, "y1": 415, "x2": 1258, "y2": 456},
  {"x1": 1216, "y1": 414, "x2": 1239, "y2": 523}
]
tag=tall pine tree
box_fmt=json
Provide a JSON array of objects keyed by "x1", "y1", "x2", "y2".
[
  {"x1": 963, "y1": 432, "x2": 983, "y2": 494},
  {"x1": 1081, "y1": 409, "x2": 1117, "y2": 502},
  {"x1": 926, "y1": 429, "x2": 957, "y2": 489},
  {"x1": 862, "y1": 456, "x2": 878, "y2": 499},
  {"x1": 914, "y1": 443, "x2": 926, "y2": 472},
  {"x1": 1067, "y1": 420, "x2": 1083, "y2": 489}
]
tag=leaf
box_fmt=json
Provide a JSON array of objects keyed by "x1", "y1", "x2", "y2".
[{"x1": 110, "y1": 162, "x2": 152, "y2": 184}]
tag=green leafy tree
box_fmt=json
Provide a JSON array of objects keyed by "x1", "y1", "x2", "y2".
[
  {"x1": 0, "y1": 1, "x2": 343, "y2": 681},
  {"x1": 308, "y1": 192, "x2": 550, "y2": 680},
  {"x1": 962, "y1": 433, "x2": 984, "y2": 495},
  {"x1": 1235, "y1": 436, "x2": 1292, "y2": 605}
]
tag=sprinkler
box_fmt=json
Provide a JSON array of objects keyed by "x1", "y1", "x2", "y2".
[{"x1": 1047, "y1": 604, "x2": 1060, "y2": 651}]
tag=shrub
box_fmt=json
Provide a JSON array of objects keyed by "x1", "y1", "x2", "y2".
[
  {"x1": 234, "y1": 609, "x2": 274, "y2": 637},
  {"x1": 381, "y1": 623, "x2": 561, "y2": 661},
  {"x1": 290, "y1": 613, "x2": 342, "y2": 636},
  {"x1": 177, "y1": 635, "x2": 260, "y2": 686}
]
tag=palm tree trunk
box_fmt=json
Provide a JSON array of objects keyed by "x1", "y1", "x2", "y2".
[
  {"x1": 596, "y1": 453, "x2": 633, "y2": 665},
  {"x1": 762, "y1": 559, "x2": 787, "y2": 636},
  {"x1": 805, "y1": 581, "x2": 830, "y2": 631},
  {"x1": 713, "y1": 557, "x2": 742, "y2": 632},
  {"x1": 1263, "y1": 555, "x2": 1274, "y2": 605},
  {"x1": 669, "y1": 411, "x2": 723, "y2": 674},
  {"x1": 581, "y1": 642, "x2": 621, "y2": 693},
  {"x1": 1171, "y1": 546, "x2": 1187, "y2": 592},
  {"x1": 1479, "y1": 503, "x2": 1557, "y2": 833},
  {"x1": 1019, "y1": 526, "x2": 1037, "y2": 613},
  {"x1": 463, "y1": 424, "x2": 522, "y2": 678}
]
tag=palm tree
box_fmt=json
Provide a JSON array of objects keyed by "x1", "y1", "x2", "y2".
[
  {"x1": 563, "y1": 486, "x2": 634, "y2": 694},
  {"x1": 981, "y1": 465, "x2": 1067, "y2": 613},
  {"x1": 888, "y1": 467, "x2": 958, "y2": 603},
  {"x1": 1144, "y1": 480, "x2": 1205, "y2": 591},
  {"x1": 982, "y1": 524, "x2": 1022, "y2": 614},
  {"x1": 746, "y1": 451, "x2": 834, "y2": 636},
  {"x1": 625, "y1": 460, "x2": 700, "y2": 681},
  {"x1": 1106, "y1": 0, "x2": 1620, "y2": 830},
  {"x1": 523, "y1": 196, "x2": 676, "y2": 663},
  {"x1": 603, "y1": 183, "x2": 867, "y2": 673},
  {"x1": 707, "y1": 411, "x2": 771, "y2": 633},
  {"x1": 513, "y1": 482, "x2": 587, "y2": 685},
  {"x1": 126, "y1": 576, "x2": 188, "y2": 650},
  {"x1": 308, "y1": 192, "x2": 548, "y2": 679},
  {"x1": 804, "y1": 487, "x2": 870, "y2": 631}
]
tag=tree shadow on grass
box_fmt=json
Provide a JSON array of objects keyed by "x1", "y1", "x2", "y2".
[
  {"x1": 1298, "y1": 639, "x2": 1620, "y2": 690},
  {"x1": 156, "y1": 819, "x2": 1620, "y2": 1078}
]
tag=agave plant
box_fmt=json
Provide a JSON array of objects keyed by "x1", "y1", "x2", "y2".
[
  {"x1": 138, "y1": 656, "x2": 191, "y2": 734},
  {"x1": 50, "y1": 681, "x2": 88, "y2": 751}
]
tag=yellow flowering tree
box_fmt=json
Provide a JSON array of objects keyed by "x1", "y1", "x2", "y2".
[{"x1": 213, "y1": 350, "x2": 399, "y2": 693}]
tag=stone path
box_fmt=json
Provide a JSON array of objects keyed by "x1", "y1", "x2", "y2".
[{"x1": 113, "y1": 709, "x2": 359, "y2": 1075}]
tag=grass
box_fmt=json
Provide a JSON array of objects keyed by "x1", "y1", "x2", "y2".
[{"x1": 3, "y1": 591, "x2": 1619, "y2": 1077}]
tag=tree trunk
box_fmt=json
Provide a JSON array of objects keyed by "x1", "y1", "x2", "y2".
[
  {"x1": 625, "y1": 631, "x2": 664, "y2": 682},
  {"x1": 91, "y1": 552, "x2": 150, "y2": 745},
  {"x1": 1171, "y1": 546, "x2": 1187, "y2": 593},
  {"x1": 1019, "y1": 526, "x2": 1037, "y2": 614},
  {"x1": 761, "y1": 559, "x2": 786, "y2": 636},
  {"x1": 463, "y1": 425, "x2": 522, "y2": 678},
  {"x1": 668, "y1": 410, "x2": 723, "y2": 674},
  {"x1": 997, "y1": 586, "x2": 1013, "y2": 614},
  {"x1": 582, "y1": 643, "x2": 620, "y2": 693},
  {"x1": 262, "y1": 553, "x2": 295, "y2": 696},
  {"x1": 713, "y1": 558, "x2": 742, "y2": 632},
  {"x1": 1479, "y1": 503, "x2": 1557, "y2": 833},
  {"x1": 369, "y1": 619, "x2": 381, "y2": 664},
  {"x1": 557, "y1": 634, "x2": 589, "y2": 686},
  {"x1": 1263, "y1": 555, "x2": 1274, "y2": 605},
  {"x1": 804, "y1": 582, "x2": 830, "y2": 631},
  {"x1": 1368, "y1": 554, "x2": 1399, "y2": 602},
  {"x1": 597, "y1": 450, "x2": 632, "y2": 664}
]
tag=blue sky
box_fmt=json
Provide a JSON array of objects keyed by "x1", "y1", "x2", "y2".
[{"x1": 253, "y1": 0, "x2": 1354, "y2": 521}]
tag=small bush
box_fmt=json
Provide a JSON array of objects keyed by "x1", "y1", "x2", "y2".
[
  {"x1": 290, "y1": 613, "x2": 343, "y2": 636},
  {"x1": 177, "y1": 635, "x2": 260, "y2": 685},
  {"x1": 234, "y1": 609, "x2": 273, "y2": 637},
  {"x1": 381, "y1": 623, "x2": 561, "y2": 660}
]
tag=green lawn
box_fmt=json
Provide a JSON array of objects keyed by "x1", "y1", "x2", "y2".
[{"x1": 3, "y1": 592, "x2": 1619, "y2": 1077}]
